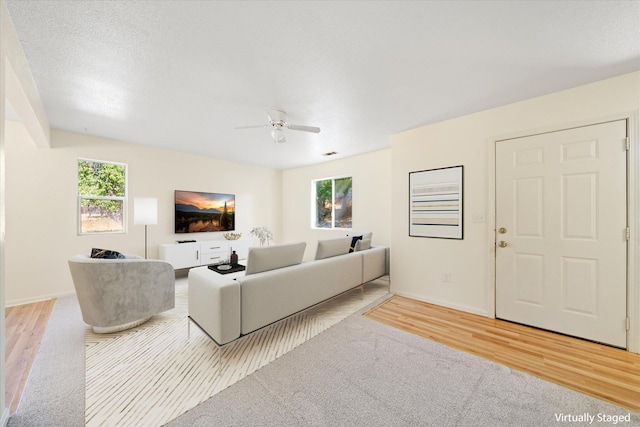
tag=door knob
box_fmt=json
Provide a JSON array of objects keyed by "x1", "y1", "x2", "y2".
[
  {"x1": 498, "y1": 227, "x2": 507, "y2": 234},
  {"x1": 498, "y1": 241, "x2": 508, "y2": 248}
]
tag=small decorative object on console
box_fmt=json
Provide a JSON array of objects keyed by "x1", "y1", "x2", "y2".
[{"x1": 223, "y1": 232, "x2": 242, "y2": 240}]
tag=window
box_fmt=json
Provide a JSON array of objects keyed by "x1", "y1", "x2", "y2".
[
  {"x1": 313, "y1": 176, "x2": 352, "y2": 229},
  {"x1": 77, "y1": 159, "x2": 127, "y2": 234}
]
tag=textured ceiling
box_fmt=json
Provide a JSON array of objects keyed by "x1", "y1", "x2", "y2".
[{"x1": 5, "y1": 0, "x2": 640, "y2": 170}]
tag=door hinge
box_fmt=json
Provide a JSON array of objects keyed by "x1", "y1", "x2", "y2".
[
  {"x1": 625, "y1": 137, "x2": 630, "y2": 150},
  {"x1": 626, "y1": 317, "x2": 631, "y2": 331},
  {"x1": 626, "y1": 227, "x2": 630, "y2": 241}
]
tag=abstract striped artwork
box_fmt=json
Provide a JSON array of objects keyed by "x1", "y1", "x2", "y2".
[
  {"x1": 85, "y1": 277, "x2": 390, "y2": 427},
  {"x1": 411, "y1": 182, "x2": 460, "y2": 225},
  {"x1": 409, "y1": 166, "x2": 463, "y2": 239}
]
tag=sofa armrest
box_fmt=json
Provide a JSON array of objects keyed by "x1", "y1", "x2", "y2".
[
  {"x1": 362, "y1": 246, "x2": 388, "y2": 283},
  {"x1": 188, "y1": 267, "x2": 241, "y2": 345}
]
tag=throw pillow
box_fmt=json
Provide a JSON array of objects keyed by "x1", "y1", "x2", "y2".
[
  {"x1": 90, "y1": 248, "x2": 125, "y2": 259},
  {"x1": 315, "y1": 237, "x2": 352, "y2": 260},
  {"x1": 355, "y1": 238, "x2": 371, "y2": 251},
  {"x1": 349, "y1": 235, "x2": 363, "y2": 253},
  {"x1": 347, "y1": 231, "x2": 373, "y2": 240}
]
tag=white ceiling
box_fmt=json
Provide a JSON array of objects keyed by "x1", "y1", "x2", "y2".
[{"x1": 5, "y1": 1, "x2": 640, "y2": 170}]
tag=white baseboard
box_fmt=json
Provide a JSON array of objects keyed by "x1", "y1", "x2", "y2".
[
  {"x1": 391, "y1": 290, "x2": 490, "y2": 317},
  {"x1": 0, "y1": 406, "x2": 10, "y2": 427},
  {"x1": 5, "y1": 290, "x2": 75, "y2": 308}
]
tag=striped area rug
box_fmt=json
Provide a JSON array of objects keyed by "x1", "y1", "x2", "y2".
[{"x1": 85, "y1": 276, "x2": 390, "y2": 427}]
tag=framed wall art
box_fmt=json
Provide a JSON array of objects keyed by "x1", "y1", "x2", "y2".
[
  {"x1": 174, "y1": 190, "x2": 235, "y2": 233},
  {"x1": 409, "y1": 165, "x2": 463, "y2": 239}
]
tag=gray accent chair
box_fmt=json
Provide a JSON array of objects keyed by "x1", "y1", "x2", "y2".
[{"x1": 68, "y1": 254, "x2": 175, "y2": 333}]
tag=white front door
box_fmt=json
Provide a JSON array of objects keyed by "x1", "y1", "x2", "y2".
[{"x1": 495, "y1": 120, "x2": 628, "y2": 348}]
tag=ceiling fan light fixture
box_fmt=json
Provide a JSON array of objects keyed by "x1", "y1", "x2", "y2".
[
  {"x1": 271, "y1": 127, "x2": 285, "y2": 143},
  {"x1": 237, "y1": 109, "x2": 319, "y2": 144}
]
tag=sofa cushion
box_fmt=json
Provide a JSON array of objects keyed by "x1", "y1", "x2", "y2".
[
  {"x1": 355, "y1": 238, "x2": 371, "y2": 251},
  {"x1": 240, "y1": 250, "x2": 363, "y2": 335},
  {"x1": 315, "y1": 237, "x2": 352, "y2": 260},
  {"x1": 90, "y1": 248, "x2": 125, "y2": 259},
  {"x1": 245, "y1": 242, "x2": 306, "y2": 275}
]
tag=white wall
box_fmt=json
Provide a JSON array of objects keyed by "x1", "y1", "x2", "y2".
[
  {"x1": 2, "y1": 0, "x2": 51, "y2": 420},
  {"x1": 4, "y1": 125, "x2": 282, "y2": 305},
  {"x1": 282, "y1": 149, "x2": 391, "y2": 261},
  {"x1": 391, "y1": 72, "x2": 640, "y2": 319},
  {"x1": 6, "y1": 126, "x2": 390, "y2": 304}
]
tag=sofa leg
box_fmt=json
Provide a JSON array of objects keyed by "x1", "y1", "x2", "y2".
[
  {"x1": 187, "y1": 315, "x2": 226, "y2": 374},
  {"x1": 360, "y1": 283, "x2": 364, "y2": 300}
]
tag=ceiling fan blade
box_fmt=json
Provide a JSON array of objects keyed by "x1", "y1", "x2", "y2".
[
  {"x1": 287, "y1": 124, "x2": 321, "y2": 133},
  {"x1": 235, "y1": 124, "x2": 267, "y2": 130}
]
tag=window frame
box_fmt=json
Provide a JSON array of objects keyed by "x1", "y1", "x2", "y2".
[
  {"x1": 77, "y1": 158, "x2": 128, "y2": 235},
  {"x1": 311, "y1": 175, "x2": 353, "y2": 230}
]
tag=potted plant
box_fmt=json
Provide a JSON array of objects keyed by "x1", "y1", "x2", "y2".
[{"x1": 250, "y1": 226, "x2": 273, "y2": 247}]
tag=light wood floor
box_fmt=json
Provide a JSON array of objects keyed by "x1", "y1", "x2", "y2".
[
  {"x1": 5, "y1": 299, "x2": 55, "y2": 415},
  {"x1": 365, "y1": 295, "x2": 640, "y2": 412}
]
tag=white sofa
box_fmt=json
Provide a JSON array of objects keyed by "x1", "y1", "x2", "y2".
[{"x1": 188, "y1": 238, "x2": 388, "y2": 345}]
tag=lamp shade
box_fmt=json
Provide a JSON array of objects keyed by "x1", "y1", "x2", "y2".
[{"x1": 134, "y1": 197, "x2": 158, "y2": 225}]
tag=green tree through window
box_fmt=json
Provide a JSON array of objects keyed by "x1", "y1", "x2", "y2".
[
  {"x1": 314, "y1": 176, "x2": 352, "y2": 229},
  {"x1": 78, "y1": 159, "x2": 127, "y2": 234}
]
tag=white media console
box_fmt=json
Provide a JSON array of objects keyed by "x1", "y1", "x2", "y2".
[{"x1": 159, "y1": 239, "x2": 250, "y2": 270}]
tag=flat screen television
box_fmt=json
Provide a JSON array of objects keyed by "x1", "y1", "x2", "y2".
[{"x1": 175, "y1": 190, "x2": 235, "y2": 233}]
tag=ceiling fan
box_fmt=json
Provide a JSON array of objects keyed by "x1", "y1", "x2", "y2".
[{"x1": 235, "y1": 109, "x2": 320, "y2": 143}]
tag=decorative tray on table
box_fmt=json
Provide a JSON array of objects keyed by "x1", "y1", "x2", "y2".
[{"x1": 208, "y1": 264, "x2": 246, "y2": 274}]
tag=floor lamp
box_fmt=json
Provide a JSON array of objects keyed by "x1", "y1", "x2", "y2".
[{"x1": 134, "y1": 197, "x2": 157, "y2": 259}]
